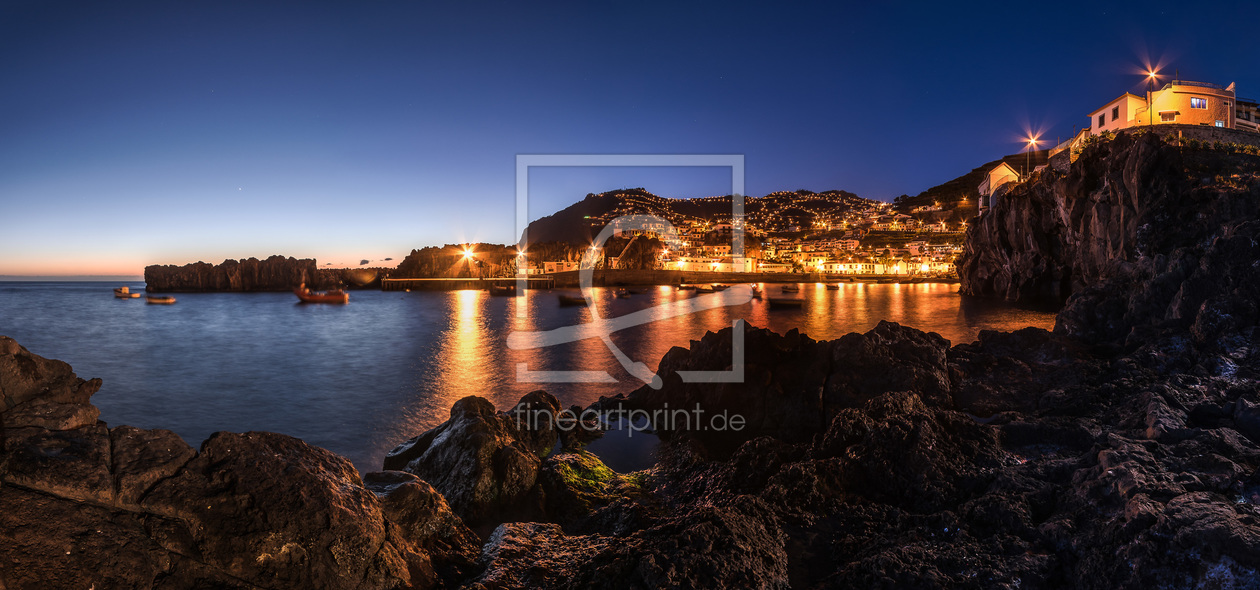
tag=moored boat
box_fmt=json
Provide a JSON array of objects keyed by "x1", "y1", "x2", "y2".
[
  {"x1": 615, "y1": 290, "x2": 631, "y2": 298},
  {"x1": 825, "y1": 284, "x2": 840, "y2": 290},
  {"x1": 294, "y1": 283, "x2": 349, "y2": 304},
  {"x1": 489, "y1": 284, "x2": 516, "y2": 296},
  {"x1": 145, "y1": 295, "x2": 177, "y2": 305},
  {"x1": 695, "y1": 285, "x2": 716, "y2": 293},
  {"x1": 113, "y1": 286, "x2": 141, "y2": 299},
  {"x1": 711, "y1": 284, "x2": 729, "y2": 291},
  {"x1": 780, "y1": 284, "x2": 800, "y2": 293},
  {"x1": 677, "y1": 284, "x2": 697, "y2": 290}
]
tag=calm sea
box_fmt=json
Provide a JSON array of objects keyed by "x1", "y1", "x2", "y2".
[{"x1": 0, "y1": 281, "x2": 1055, "y2": 472}]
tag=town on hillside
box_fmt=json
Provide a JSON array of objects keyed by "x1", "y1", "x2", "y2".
[{"x1": 517, "y1": 189, "x2": 968, "y2": 278}]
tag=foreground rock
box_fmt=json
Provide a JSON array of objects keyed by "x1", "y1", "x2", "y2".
[
  {"x1": 0, "y1": 336, "x2": 476, "y2": 589},
  {"x1": 396, "y1": 320, "x2": 1258, "y2": 589},
  {"x1": 384, "y1": 391, "x2": 562, "y2": 528}
]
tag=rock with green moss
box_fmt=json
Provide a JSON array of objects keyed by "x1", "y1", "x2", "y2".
[{"x1": 537, "y1": 450, "x2": 654, "y2": 533}]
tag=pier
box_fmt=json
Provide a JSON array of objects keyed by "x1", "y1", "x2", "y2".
[{"x1": 380, "y1": 277, "x2": 555, "y2": 291}]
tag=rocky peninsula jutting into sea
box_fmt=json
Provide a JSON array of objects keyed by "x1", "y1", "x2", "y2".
[{"x1": 3, "y1": 131, "x2": 1259, "y2": 588}]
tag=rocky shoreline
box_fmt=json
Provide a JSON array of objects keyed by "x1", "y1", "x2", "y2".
[{"x1": 3, "y1": 132, "x2": 1259, "y2": 588}]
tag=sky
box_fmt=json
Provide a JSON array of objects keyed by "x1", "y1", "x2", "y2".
[{"x1": 1, "y1": 0, "x2": 1257, "y2": 277}]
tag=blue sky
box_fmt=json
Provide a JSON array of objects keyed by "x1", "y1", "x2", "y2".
[{"x1": 1, "y1": 0, "x2": 1256, "y2": 276}]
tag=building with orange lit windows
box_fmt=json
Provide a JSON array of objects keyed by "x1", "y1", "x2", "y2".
[{"x1": 1087, "y1": 79, "x2": 1243, "y2": 134}]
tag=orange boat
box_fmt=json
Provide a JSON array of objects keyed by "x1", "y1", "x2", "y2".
[{"x1": 294, "y1": 283, "x2": 349, "y2": 304}]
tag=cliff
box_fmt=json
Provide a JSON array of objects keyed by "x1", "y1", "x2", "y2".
[
  {"x1": 958, "y1": 130, "x2": 1260, "y2": 345},
  {"x1": 144, "y1": 255, "x2": 336, "y2": 292}
]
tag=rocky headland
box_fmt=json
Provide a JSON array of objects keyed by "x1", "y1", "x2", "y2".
[
  {"x1": 143, "y1": 255, "x2": 340, "y2": 292},
  {"x1": 4, "y1": 131, "x2": 1260, "y2": 588}
]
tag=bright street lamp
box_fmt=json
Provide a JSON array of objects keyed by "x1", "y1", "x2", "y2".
[{"x1": 1025, "y1": 136, "x2": 1039, "y2": 179}]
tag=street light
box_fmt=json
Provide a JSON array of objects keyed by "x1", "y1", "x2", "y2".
[
  {"x1": 1147, "y1": 69, "x2": 1159, "y2": 126},
  {"x1": 1026, "y1": 136, "x2": 1039, "y2": 179}
]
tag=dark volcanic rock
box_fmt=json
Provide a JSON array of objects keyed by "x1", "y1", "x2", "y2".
[
  {"x1": 958, "y1": 131, "x2": 1260, "y2": 352},
  {"x1": 602, "y1": 320, "x2": 952, "y2": 455},
  {"x1": 363, "y1": 470, "x2": 483, "y2": 581},
  {"x1": 384, "y1": 391, "x2": 561, "y2": 527},
  {"x1": 140, "y1": 431, "x2": 415, "y2": 589},
  {"x1": 143, "y1": 254, "x2": 335, "y2": 292},
  {"x1": 0, "y1": 338, "x2": 457, "y2": 589},
  {"x1": 467, "y1": 496, "x2": 789, "y2": 590},
  {"x1": 110, "y1": 425, "x2": 199, "y2": 507}
]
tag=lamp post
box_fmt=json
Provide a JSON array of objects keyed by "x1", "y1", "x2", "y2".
[
  {"x1": 1147, "y1": 69, "x2": 1158, "y2": 126},
  {"x1": 1025, "y1": 136, "x2": 1039, "y2": 179}
]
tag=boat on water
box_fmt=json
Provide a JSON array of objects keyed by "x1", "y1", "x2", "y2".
[
  {"x1": 767, "y1": 297, "x2": 804, "y2": 308},
  {"x1": 711, "y1": 284, "x2": 729, "y2": 291},
  {"x1": 825, "y1": 284, "x2": 840, "y2": 290},
  {"x1": 615, "y1": 290, "x2": 631, "y2": 298},
  {"x1": 489, "y1": 284, "x2": 516, "y2": 296},
  {"x1": 677, "y1": 284, "x2": 697, "y2": 290},
  {"x1": 145, "y1": 295, "x2": 177, "y2": 305},
  {"x1": 113, "y1": 286, "x2": 141, "y2": 299},
  {"x1": 695, "y1": 285, "x2": 716, "y2": 293},
  {"x1": 558, "y1": 294, "x2": 587, "y2": 307},
  {"x1": 780, "y1": 284, "x2": 800, "y2": 293},
  {"x1": 751, "y1": 286, "x2": 763, "y2": 299},
  {"x1": 294, "y1": 283, "x2": 349, "y2": 304}
]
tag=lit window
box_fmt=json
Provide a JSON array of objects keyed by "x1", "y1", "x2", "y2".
[
  {"x1": 1098, "y1": 114, "x2": 1105, "y2": 127},
  {"x1": 1160, "y1": 112, "x2": 1176, "y2": 122},
  {"x1": 1112, "y1": 106, "x2": 1120, "y2": 120},
  {"x1": 1215, "y1": 120, "x2": 1225, "y2": 127},
  {"x1": 1191, "y1": 97, "x2": 1207, "y2": 109}
]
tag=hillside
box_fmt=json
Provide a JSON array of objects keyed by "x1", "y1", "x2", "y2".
[
  {"x1": 893, "y1": 149, "x2": 1050, "y2": 213},
  {"x1": 521, "y1": 188, "x2": 876, "y2": 245}
]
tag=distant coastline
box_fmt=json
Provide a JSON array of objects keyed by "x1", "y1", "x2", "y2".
[{"x1": 0, "y1": 275, "x2": 145, "y2": 282}]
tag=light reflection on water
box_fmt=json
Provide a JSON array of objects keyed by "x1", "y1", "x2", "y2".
[{"x1": 0, "y1": 281, "x2": 1054, "y2": 472}]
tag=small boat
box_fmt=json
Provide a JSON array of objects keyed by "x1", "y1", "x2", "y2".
[
  {"x1": 113, "y1": 286, "x2": 141, "y2": 299},
  {"x1": 751, "y1": 286, "x2": 763, "y2": 300},
  {"x1": 615, "y1": 290, "x2": 631, "y2": 299},
  {"x1": 489, "y1": 284, "x2": 516, "y2": 296},
  {"x1": 711, "y1": 284, "x2": 729, "y2": 291},
  {"x1": 909, "y1": 277, "x2": 926, "y2": 284},
  {"x1": 146, "y1": 295, "x2": 177, "y2": 305},
  {"x1": 825, "y1": 284, "x2": 840, "y2": 290},
  {"x1": 767, "y1": 297, "x2": 804, "y2": 308},
  {"x1": 677, "y1": 284, "x2": 697, "y2": 291},
  {"x1": 558, "y1": 295, "x2": 587, "y2": 307},
  {"x1": 780, "y1": 284, "x2": 800, "y2": 293},
  {"x1": 877, "y1": 277, "x2": 897, "y2": 284},
  {"x1": 294, "y1": 283, "x2": 349, "y2": 304},
  {"x1": 695, "y1": 285, "x2": 716, "y2": 293}
]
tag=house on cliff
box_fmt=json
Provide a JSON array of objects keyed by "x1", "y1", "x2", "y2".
[
  {"x1": 1087, "y1": 79, "x2": 1245, "y2": 134},
  {"x1": 978, "y1": 162, "x2": 1020, "y2": 211}
]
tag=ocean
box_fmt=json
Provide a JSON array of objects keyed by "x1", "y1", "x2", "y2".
[{"x1": 0, "y1": 281, "x2": 1055, "y2": 472}]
